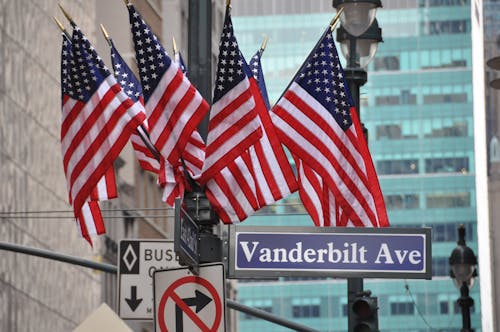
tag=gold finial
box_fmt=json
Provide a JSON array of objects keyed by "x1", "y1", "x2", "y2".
[
  {"x1": 260, "y1": 36, "x2": 269, "y2": 53},
  {"x1": 330, "y1": 7, "x2": 344, "y2": 32},
  {"x1": 58, "y1": 3, "x2": 74, "y2": 23},
  {"x1": 100, "y1": 24, "x2": 112, "y2": 46},
  {"x1": 53, "y1": 16, "x2": 65, "y2": 33},
  {"x1": 122, "y1": 0, "x2": 131, "y2": 6},
  {"x1": 53, "y1": 16, "x2": 71, "y2": 39},
  {"x1": 226, "y1": 0, "x2": 231, "y2": 7},
  {"x1": 172, "y1": 37, "x2": 178, "y2": 55}
]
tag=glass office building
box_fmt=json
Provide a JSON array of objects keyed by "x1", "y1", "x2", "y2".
[{"x1": 232, "y1": 0, "x2": 482, "y2": 331}]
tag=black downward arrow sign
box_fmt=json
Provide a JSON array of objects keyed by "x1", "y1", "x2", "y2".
[
  {"x1": 176, "y1": 290, "x2": 212, "y2": 331},
  {"x1": 125, "y1": 286, "x2": 143, "y2": 312}
]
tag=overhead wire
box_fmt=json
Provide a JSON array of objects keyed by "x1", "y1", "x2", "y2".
[
  {"x1": 404, "y1": 280, "x2": 456, "y2": 331},
  {"x1": 0, "y1": 203, "x2": 309, "y2": 220}
]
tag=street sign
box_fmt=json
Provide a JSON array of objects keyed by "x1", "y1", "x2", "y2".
[
  {"x1": 229, "y1": 226, "x2": 432, "y2": 279},
  {"x1": 153, "y1": 263, "x2": 226, "y2": 332},
  {"x1": 174, "y1": 199, "x2": 200, "y2": 268},
  {"x1": 118, "y1": 240, "x2": 181, "y2": 320}
]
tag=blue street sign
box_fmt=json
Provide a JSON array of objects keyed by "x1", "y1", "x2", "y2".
[
  {"x1": 174, "y1": 199, "x2": 199, "y2": 269},
  {"x1": 229, "y1": 226, "x2": 431, "y2": 279}
]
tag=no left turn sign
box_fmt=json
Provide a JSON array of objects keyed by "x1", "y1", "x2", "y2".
[{"x1": 153, "y1": 264, "x2": 226, "y2": 332}]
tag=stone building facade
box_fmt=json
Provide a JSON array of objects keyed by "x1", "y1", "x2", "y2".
[{"x1": 0, "y1": 1, "x2": 102, "y2": 331}]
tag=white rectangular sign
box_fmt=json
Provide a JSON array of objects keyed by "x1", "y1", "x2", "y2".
[
  {"x1": 118, "y1": 240, "x2": 181, "y2": 320},
  {"x1": 153, "y1": 264, "x2": 226, "y2": 332}
]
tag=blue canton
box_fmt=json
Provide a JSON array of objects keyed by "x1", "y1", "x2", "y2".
[
  {"x1": 249, "y1": 49, "x2": 271, "y2": 110},
  {"x1": 65, "y1": 27, "x2": 109, "y2": 102},
  {"x1": 175, "y1": 51, "x2": 188, "y2": 76},
  {"x1": 128, "y1": 5, "x2": 172, "y2": 102},
  {"x1": 295, "y1": 31, "x2": 353, "y2": 131},
  {"x1": 213, "y1": 9, "x2": 246, "y2": 103},
  {"x1": 111, "y1": 41, "x2": 143, "y2": 103},
  {"x1": 60, "y1": 34, "x2": 72, "y2": 97}
]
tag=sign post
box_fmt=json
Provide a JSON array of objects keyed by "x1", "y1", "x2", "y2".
[
  {"x1": 229, "y1": 226, "x2": 432, "y2": 279},
  {"x1": 153, "y1": 263, "x2": 226, "y2": 332},
  {"x1": 118, "y1": 240, "x2": 180, "y2": 320}
]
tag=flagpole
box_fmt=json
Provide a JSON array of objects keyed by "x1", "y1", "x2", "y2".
[
  {"x1": 260, "y1": 36, "x2": 269, "y2": 54},
  {"x1": 58, "y1": 3, "x2": 75, "y2": 25},
  {"x1": 53, "y1": 16, "x2": 71, "y2": 39},
  {"x1": 275, "y1": 8, "x2": 343, "y2": 104},
  {"x1": 172, "y1": 37, "x2": 179, "y2": 56}
]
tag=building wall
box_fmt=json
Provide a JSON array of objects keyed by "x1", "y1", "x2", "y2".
[
  {"x1": 0, "y1": 1, "x2": 102, "y2": 331},
  {"x1": 484, "y1": 0, "x2": 500, "y2": 329}
]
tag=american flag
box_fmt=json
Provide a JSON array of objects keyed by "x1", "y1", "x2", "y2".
[
  {"x1": 247, "y1": 48, "x2": 298, "y2": 208},
  {"x1": 169, "y1": 48, "x2": 205, "y2": 183},
  {"x1": 60, "y1": 27, "x2": 145, "y2": 244},
  {"x1": 110, "y1": 40, "x2": 161, "y2": 175},
  {"x1": 60, "y1": 33, "x2": 105, "y2": 240},
  {"x1": 109, "y1": 40, "x2": 199, "y2": 208},
  {"x1": 271, "y1": 28, "x2": 389, "y2": 227},
  {"x1": 128, "y1": 4, "x2": 209, "y2": 172},
  {"x1": 201, "y1": 7, "x2": 296, "y2": 223},
  {"x1": 201, "y1": 7, "x2": 263, "y2": 183},
  {"x1": 67, "y1": 24, "x2": 119, "y2": 203}
]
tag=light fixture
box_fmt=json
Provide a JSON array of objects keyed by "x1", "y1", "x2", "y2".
[
  {"x1": 336, "y1": 19, "x2": 383, "y2": 68},
  {"x1": 449, "y1": 224, "x2": 477, "y2": 290},
  {"x1": 332, "y1": 0, "x2": 382, "y2": 37}
]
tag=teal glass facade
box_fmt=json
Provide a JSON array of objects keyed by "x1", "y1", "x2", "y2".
[{"x1": 233, "y1": 0, "x2": 482, "y2": 331}]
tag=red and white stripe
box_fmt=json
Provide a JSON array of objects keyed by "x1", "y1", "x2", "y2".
[
  {"x1": 272, "y1": 82, "x2": 388, "y2": 227},
  {"x1": 145, "y1": 65, "x2": 209, "y2": 167},
  {"x1": 204, "y1": 152, "x2": 260, "y2": 223},
  {"x1": 248, "y1": 79, "x2": 297, "y2": 206},
  {"x1": 183, "y1": 130, "x2": 205, "y2": 180},
  {"x1": 75, "y1": 201, "x2": 105, "y2": 244},
  {"x1": 89, "y1": 168, "x2": 118, "y2": 201},
  {"x1": 61, "y1": 75, "x2": 145, "y2": 224},
  {"x1": 130, "y1": 118, "x2": 161, "y2": 174},
  {"x1": 160, "y1": 161, "x2": 186, "y2": 207},
  {"x1": 295, "y1": 157, "x2": 336, "y2": 227},
  {"x1": 201, "y1": 79, "x2": 262, "y2": 182}
]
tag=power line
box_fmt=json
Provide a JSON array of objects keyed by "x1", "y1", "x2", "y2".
[
  {"x1": 0, "y1": 207, "x2": 174, "y2": 214},
  {"x1": 404, "y1": 281, "x2": 445, "y2": 331},
  {"x1": 405, "y1": 282, "x2": 434, "y2": 329},
  {"x1": 0, "y1": 214, "x2": 173, "y2": 220},
  {"x1": 0, "y1": 202, "x2": 306, "y2": 215}
]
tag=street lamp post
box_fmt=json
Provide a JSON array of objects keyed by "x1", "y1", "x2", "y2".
[
  {"x1": 449, "y1": 224, "x2": 477, "y2": 332},
  {"x1": 332, "y1": 1, "x2": 383, "y2": 331}
]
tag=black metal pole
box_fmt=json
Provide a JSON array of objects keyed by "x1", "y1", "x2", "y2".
[
  {"x1": 186, "y1": 0, "x2": 222, "y2": 265},
  {"x1": 188, "y1": 0, "x2": 212, "y2": 139},
  {"x1": 226, "y1": 299, "x2": 320, "y2": 332},
  {"x1": 458, "y1": 282, "x2": 474, "y2": 332},
  {"x1": 0, "y1": 241, "x2": 118, "y2": 274},
  {"x1": 344, "y1": 34, "x2": 369, "y2": 332}
]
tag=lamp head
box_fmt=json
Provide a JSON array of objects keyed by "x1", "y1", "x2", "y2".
[
  {"x1": 449, "y1": 224, "x2": 477, "y2": 290},
  {"x1": 332, "y1": 0, "x2": 382, "y2": 37},
  {"x1": 336, "y1": 19, "x2": 382, "y2": 68}
]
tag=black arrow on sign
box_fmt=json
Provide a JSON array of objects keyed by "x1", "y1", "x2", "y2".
[
  {"x1": 176, "y1": 290, "x2": 212, "y2": 331},
  {"x1": 125, "y1": 286, "x2": 143, "y2": 312}
]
